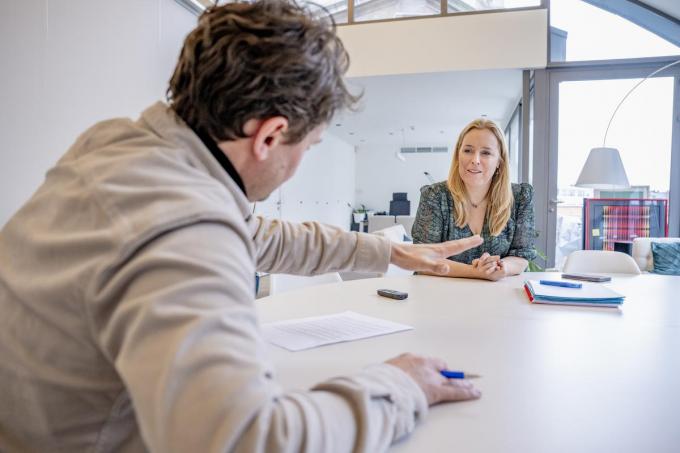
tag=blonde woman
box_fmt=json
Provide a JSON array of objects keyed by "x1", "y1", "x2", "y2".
[{"x1": 412, "y1": 118, "x2": 536, "y2": 281}]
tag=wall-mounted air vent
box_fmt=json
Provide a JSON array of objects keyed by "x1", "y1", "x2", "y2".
[{"x1": 400, "y1": 146, "x2": 448, "y2": 154}]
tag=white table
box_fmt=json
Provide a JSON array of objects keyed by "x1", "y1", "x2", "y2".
[{"x1": 255, "y1": 272, "x2": 680, "y2": 452}]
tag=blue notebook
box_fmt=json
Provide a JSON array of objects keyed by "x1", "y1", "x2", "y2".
[{"x1": 524, "y1": 279, "x2": 624, "y2": 307}]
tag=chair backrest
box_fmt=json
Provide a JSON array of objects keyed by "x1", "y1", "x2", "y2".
[
  {"x1": 269, "y1": 272, "x2": 342, "y2": 295},
  {"x1": 372, "y1": 224, "x2": 408, "y2": 243},
  {"x1": 395, "y1": 215, "x2": 416, "y2": 236},
  {"x1": 632, "y1": 237, "x2": 680, "y2": 272},
  {"x1": 562, "y1": 250, "x2": 641, "y2": 274},
  {"x1": 367, "y1": 215, "x2": 397, "y2": 233}
]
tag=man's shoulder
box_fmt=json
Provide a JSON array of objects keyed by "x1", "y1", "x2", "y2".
[{"x1": 54, "y1": 109, "x2": 249, "y2": 245}]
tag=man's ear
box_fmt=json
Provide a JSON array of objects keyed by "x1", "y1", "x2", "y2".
[{"x1": 247, "y1": 117, "x2": 289, "y2": 162}]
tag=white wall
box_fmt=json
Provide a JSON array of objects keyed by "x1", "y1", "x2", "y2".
[
  {"x1": 0, "y1": 2, "x2": 547, "y2": 231},
  {"x1": 0, "y1": 0, "x2": 196, "y2": 226},
  {"x1": 355, "y1": 145, "x2": 454, "y2": 214},
  {"x1": 338, "y1": 8, "x2": 548, "y2": 77},
  {"x1": 254, "y1": 132, "x2": 356, "y2": 229},
  {"x1": 0, "y1": 0, "x2": 357, "y2": 230}
]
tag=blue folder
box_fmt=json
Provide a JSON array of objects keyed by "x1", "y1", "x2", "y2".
[{"x1": 524, "y1": 279, "x2": 624, "y2": 307}]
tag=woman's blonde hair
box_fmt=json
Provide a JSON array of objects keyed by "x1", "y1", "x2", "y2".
[{"x1": 447, "y1": 118, "x2": 512, "y2": 237}]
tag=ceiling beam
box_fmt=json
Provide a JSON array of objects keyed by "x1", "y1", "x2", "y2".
[
  {"x1": 174, "y1": 0, "x2": 208, "y2": 16},
  {"x1": 583, "y1": 0, "x2": 680, "y2": 47}
]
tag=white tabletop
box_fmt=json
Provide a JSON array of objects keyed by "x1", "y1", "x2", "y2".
[{"x1": 255, "y1": 272, "x2": 680, "y2": 452}]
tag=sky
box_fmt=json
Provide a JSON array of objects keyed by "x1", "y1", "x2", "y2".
[{"x1": 551, "y1": 0, "x2": 680, "y2": 192}]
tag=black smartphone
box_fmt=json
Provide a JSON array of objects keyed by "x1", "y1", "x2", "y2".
[
  {"x1": 561, "y1": 273, "x2": 612, "y2": 283},
  {"x1": 377, "y1": 289, "x2": 408, "y2": 300}
]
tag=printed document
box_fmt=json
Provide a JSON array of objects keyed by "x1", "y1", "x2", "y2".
[{"x1": 262, "y1": 311, "x2": 413, "y2": 351}]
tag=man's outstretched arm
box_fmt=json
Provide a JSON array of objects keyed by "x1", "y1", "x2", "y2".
[
  {"x1": 93, "y1": 221, "x2": 479, "y2": 453},
  {"x1": 252, "y1": 217, "x2": 482, "y2": 276}
]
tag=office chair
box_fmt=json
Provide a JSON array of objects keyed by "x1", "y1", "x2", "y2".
[{"x1": 562, "y1": 250, "x2": 641, "y2": 274}]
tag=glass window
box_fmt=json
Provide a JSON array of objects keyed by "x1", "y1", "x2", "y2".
[
  {"x1": 504, "y1": 106, "x2": 521, "y2": 183},
  {"x1": 312, "y1": 0, "x2": 349, "y2": 24},
  {"x1": 198, "y1": 0, "x2": 540, "y2": 23},
  {"x1": 354, "y1": 0, "x2": 540, "y2": 23},
  {"x1": 354, "y1": 0, "x2": 440, "y2": 23},
  {"x1": 447, "y1": 0, "x2": 540, "y2": 14},
  {"x1": 553, "y1": 76, "x2": 674, "y2": 267},
  {"x1": 550, "y1": 0, "x2": 680, "y2": 62},
  {"x1": 197, "y1": 0, "x2": 349, "y2": 24},
  {"x1": 528, "y1": 88, "x2": 534, "y2": 183}
]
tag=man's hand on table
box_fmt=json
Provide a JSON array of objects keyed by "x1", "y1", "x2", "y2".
[{"x1": 386, "y1": 353, "x2": 481, "y2": 405}]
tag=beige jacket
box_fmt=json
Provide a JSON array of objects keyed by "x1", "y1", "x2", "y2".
[{"x1": 0, "y1": 103, "x2": 427, "y2": 453}]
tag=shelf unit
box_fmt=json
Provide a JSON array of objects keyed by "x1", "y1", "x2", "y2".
[{"x1": 583, "y1": 198, "x2": 669, "y2": 252}]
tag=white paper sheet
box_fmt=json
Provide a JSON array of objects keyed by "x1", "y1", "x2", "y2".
[{"x1": 262, "y1": 311, "x2": 413, "y2": 351}]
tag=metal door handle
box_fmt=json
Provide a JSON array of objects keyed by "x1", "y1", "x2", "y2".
[{"x1": 548, "y1": 199, "x2": 564, "y2": 213}]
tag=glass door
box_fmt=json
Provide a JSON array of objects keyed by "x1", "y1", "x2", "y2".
[
  {"x1": 553, "y1": 75, "x2": 675, "y2": 268},
  {"x1": 531, "y1": 0, "x2": 680, "y2": 268},
  {"x1": 533, "y1": 62, "x2": 680, "y2": 268}
]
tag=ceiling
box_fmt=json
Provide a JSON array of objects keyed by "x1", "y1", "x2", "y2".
[{"x1": 331, "y1": 69, "x2": 523, "y2": 148}]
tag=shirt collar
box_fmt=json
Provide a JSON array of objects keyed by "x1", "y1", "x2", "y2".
[{"x1": 190, "y1": 126, "x2": 247, "y2": 197}]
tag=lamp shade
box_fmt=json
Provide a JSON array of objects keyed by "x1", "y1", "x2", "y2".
[{"x1": 575, "y1": 147, "x2": 630, "y2": 189}]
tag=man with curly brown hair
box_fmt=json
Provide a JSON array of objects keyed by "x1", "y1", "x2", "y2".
[{"x1": 0, "y1": 1, "x2": 481, "y2": 452}]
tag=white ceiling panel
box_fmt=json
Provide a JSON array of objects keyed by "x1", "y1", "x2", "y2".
[{"x1": 332, "y1": 69, "x2": 523, "y2": 148}]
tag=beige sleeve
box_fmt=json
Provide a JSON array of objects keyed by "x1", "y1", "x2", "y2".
[
  {"x1": 92, "y1": 221, "x2": 427, "y2": 453},
  {"x1": 251, "y1": 217, "x2": 391, "y2": 275}
]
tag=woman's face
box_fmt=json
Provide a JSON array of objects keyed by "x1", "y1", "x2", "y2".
[{"x1": 457, "y1": 128, "x2": 501, "y2": 190}]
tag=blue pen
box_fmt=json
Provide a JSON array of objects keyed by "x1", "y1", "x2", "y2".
[
  {"x1": 540, "y1": 280, "x2": 582, "y2": 289},
  {"x1": 440, "y1": 370, "x2": 481, "y2": 379}
]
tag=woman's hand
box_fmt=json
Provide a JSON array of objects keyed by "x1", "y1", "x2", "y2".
[{"x1": 471, "y1": 253, "x2": 507, "y2": 281}]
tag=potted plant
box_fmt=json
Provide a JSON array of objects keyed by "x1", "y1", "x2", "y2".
[
  {"x1": 526, "y1": 248, "x2": 548, "y2": 272},
  {"x1": 526, "y1": 231, "x2": 548, "y2": 272},
  {"x1": 353, "y1": 205, "x2": 367, "y2": 224}
]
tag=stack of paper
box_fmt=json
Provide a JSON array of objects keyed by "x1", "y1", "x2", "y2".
[
  {"x1": 262, "y1": 311, "x2": 414, "y2": 351},
  {"x1": 523, "y1": 279, "x2": 624, "y2": 308}
]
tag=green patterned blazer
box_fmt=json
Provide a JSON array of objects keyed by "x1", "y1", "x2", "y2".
[{"x1": 412, "y1": 182, "x2": 537, "y2": 264}]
